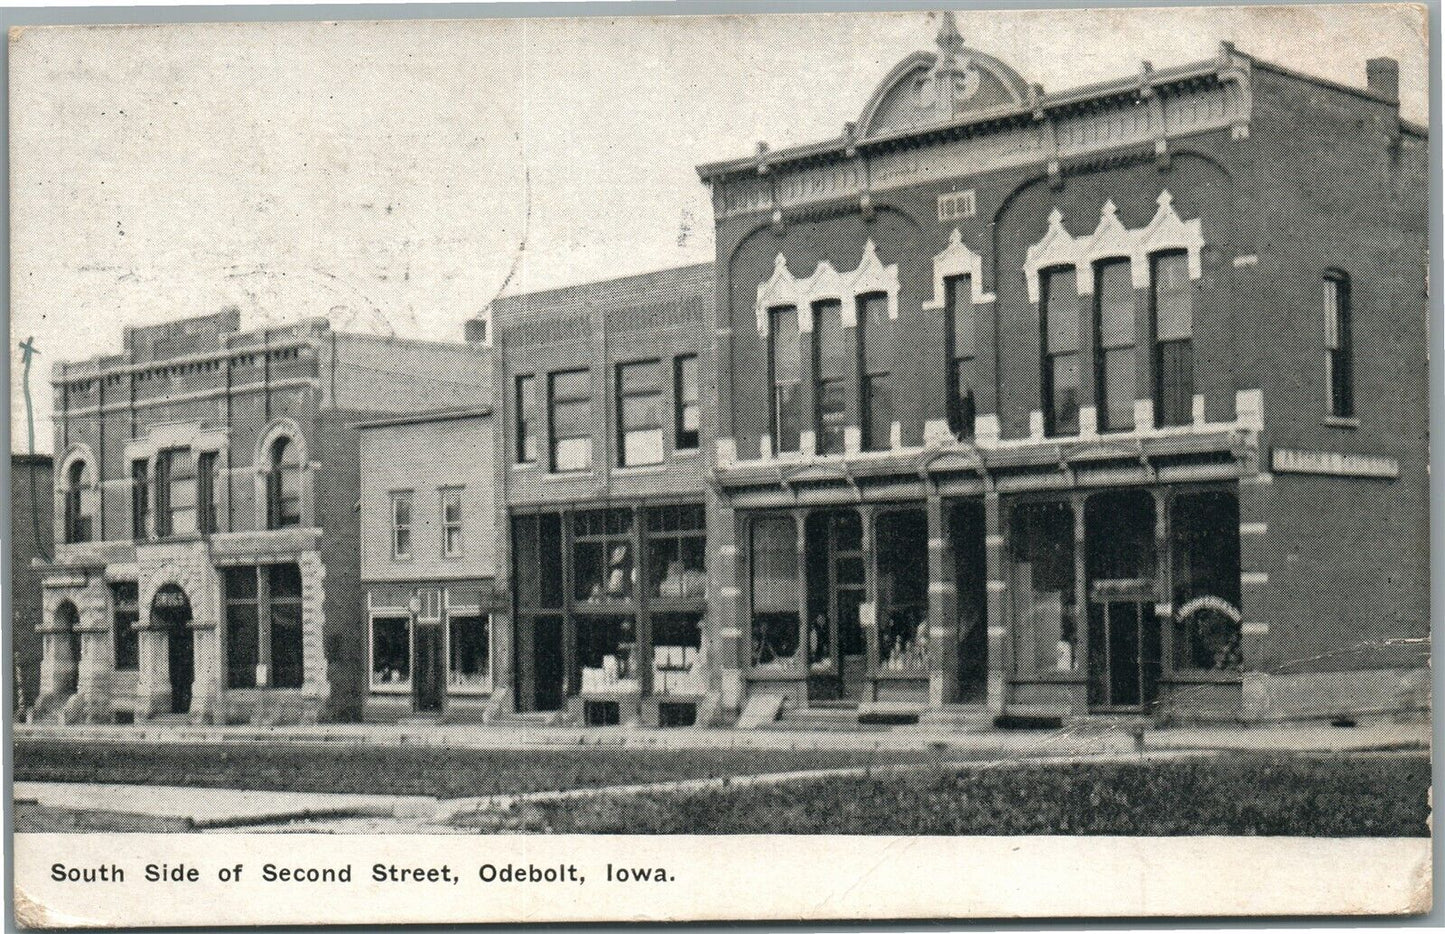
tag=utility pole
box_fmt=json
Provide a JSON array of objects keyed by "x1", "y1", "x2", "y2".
[{"x1": 18, "y1": 336, "x2": 40, "y2": 454}]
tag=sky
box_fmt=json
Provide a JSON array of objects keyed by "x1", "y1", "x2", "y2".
[{"x1": 9, "y1": 5, "x2": 1429, "y2": 454}]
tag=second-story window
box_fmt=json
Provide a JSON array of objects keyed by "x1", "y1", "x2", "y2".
[
  {"x1": 947, "y1": 274, "x2": 977, "y2": 438},
  {"x1": 617, "y1": 359, "x2": 664, "y2": 467},
  {"x1": 769, "y1": 306, "x2": 801, "y2": 453},
  {"x1": 515, "y1": 374, "x2": 537, "y2": 464},
  {"x1": 131, "y1": 459, "x2": 150, "y2": 541},
  {"x1": 64, "y1": 460, "x2": 92, "y2": 544},
  {"x1": 858, "y1": 293, "x2": 892, "y2": 451},
  {"x1": 266, "y1": 437, "x2": 301, "y2": 529},
  {"x1": 197, "y1": 451, "x2": 220, "y2": 535},
  {"x1": 674, "y1": 354, "x2": 699, "y2": 450},
  {"x1": 549, "y1": 369, "x2": 592, "y2": 472},
  {"x1": 814, "y1": 299, "x2": 847, "y2": 455},
  {"x1": 1041, "y1": 267, "x2": 1081, "y2": 437},
  {"x1": 1153, "y1": 250, "x2": 1195, "y2": 427},
  {"x1": 391, "y1": 491, "x2": 413, "y2": 559},
  {"x1": 155, "y1": 448, "x2": 196, "y2": 537},
  {"x1": 441, "y1": 488, "x2": 463, "y2": 557},
  {"x1": 1324, "y1": 272, "x2": 1354, "y2": 418},
  {"x1": 1095, "y1": 259, "x2": 1136, "y2": 432}
]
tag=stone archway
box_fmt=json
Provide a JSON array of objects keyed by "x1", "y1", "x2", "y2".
[
  {"x1": 151, "y1": 584, "x2": 194, "y2": 714},
  {"x1": 53, "y1": 601, "x2": 80, "y2": 696}
]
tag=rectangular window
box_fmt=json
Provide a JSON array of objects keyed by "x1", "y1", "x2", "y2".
[
  {"x1": 769, "y1": 306, "x2": 801, "y2": 453},
  {"x1": 858, "y1": 293, "x2": 892, "y2": 451},
  {"x1": 371, "y1": 614, "x2": 411, "y2": 688},
  {"x1": 674, "y1": 354, "x2": 700, "y2": 450},
  {"x1": 515, "y1": 374, "x2": 537, "y2": 463},
  {"x1": 1095, "y1": 259, "x2": 1136, "y2": 432},
  {"x1": 196, "y1": 452, "x2": 219, "y2": 535},
  {"x1": 441, "y1": 487, "x2": 463, "y2": 557},
  {"x1": 268, "y1": 563, "x2": 304, "y2": 689},
  {"x1": 617, "y1": 359, "x2": 664, "y2": 467},
  {"x1": 947, "y1": 274, "x2": 977, "y2": 438},
  {"x1": 1041, "y1": 267, "x2": 1081, "y2": 437},
  {"x1": 549, "y1": 369, "x2": 593, "y2": 471},
  {"x1": 154, "y1": 448, "x2": 197, "y2": 537},
  {"x1": 646, "y1": 503, "x2": 707, "y2": 600},
  {"x1": 223, "y1": 567, "x2": 259, "y2": 689},
  {"x1": 391, "y1": 491, "x2": 412, "y2": 559},
  {"x1": 1324, "y1": 274, "x2": 1354, "y2": 418},
  {"x1": 750, "y1": 516, "x2": 800, "y2": 669},
  {"x1": 814, "y1": 300, "x2": 847, "y2": 454},
  {"x1": 111, "y1": 582, "x2": 139, "y2": 671},
  {"x1": 1152, "y1": 251, "x2": 1195, "y2": 427},
  {"x1": 573, "y1": 507, "x2": 635, "y2": 604},
  {"x1": 131, "y1": 460, "x2": 149, "y2": 541},
  {"x1": 448, "y1": 613, "x2": 491, "y2": 691}
]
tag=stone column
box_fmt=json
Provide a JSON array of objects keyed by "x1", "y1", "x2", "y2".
[
  {"x1": 1072, "y1": 492, "x2": 1090, "y2": 713},
  {"x1": 1152, "y1": 488, "x2": 1173, "y2": 695},
  {"x1": 135, "y1": 624, "x2": 172, "y2": 719},
  {"x1": 1238, "y1": 470, "x2": 1273, "y2": 719},
  {"x1": 189, "y1": 619, "x2": 220, "y2": 724},
  {"x1": 927, "y1": 495, "x2": 958, "y2": 707},
  {"x1": 75, "y1": 623, "x2": 112, "y2": 723},
  {"x1": 983, "y1": 492, "x2": 1008, "y2": 713},
  {"x1": 35, "y1": 623, "x2": 78, "y2": 717},
  {"x1": 794, "y1": 509, "x2": 809, "y2": 699},
  {"x1": 712, "y1": 493, "x2": 744, "y2": 714}
]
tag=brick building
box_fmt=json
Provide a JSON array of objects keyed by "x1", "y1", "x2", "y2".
[
  {"x1": 488, "y1": 264, "x2": 718, "y2": 727},
  {"x1": 357, "y1": 405, "x2": 505, "y2": 722},
  {"x1": 12, "y1": 453, "x2": 53, "y2": 710},
  {"x1": 694, "y1": 19, "x2": 1427, "y2": 724},
  {"x1": 33, "y1": 310, "x2": 491, "y2": 724}
]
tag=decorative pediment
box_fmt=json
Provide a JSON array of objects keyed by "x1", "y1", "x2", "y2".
[
  {"x1": 923, "y1": 228, "x2": 996, "y2": 310},
  {"x1": 1023, "y1": 191, "x2": 1204, "y2": 303},
  {"x1": 920, "y1": 447, "x2": 985, "y2": 476},
  {"x1": 755, "y1": 240, "x2": 900, "y2": 334}
]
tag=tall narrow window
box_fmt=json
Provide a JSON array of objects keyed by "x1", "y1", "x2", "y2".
[
  {"x1": 1041, "y1": 267, "x2": 1080, "y2": 437},
  {"x1": 515, "y1": 375, "x2": 537, "y2": 464},
  {"x1": 751, "y1": 515, "x2": 800, "y2": 669},
  {"x1": 617, "y1": 359, "x2": 664, "y2": 467},
  {"x1": 1152, "y1": 251, "x2": 1195, "y2": 427},
  {"x1": 131, "y1": 459, "x2": 150, "y2": 541},
  {"x1": 196, "y1": 451, "x2": 220, "y2": 535},
  {"x1": 64, "y1": 460, "x2": 92, "y2": 544},
  {"x1": 391, "y1": 491, "x2": 413, "y2": 559},
  {"x1": 814, "y1": 299, "x2": 847, "y2": 454},
  {"x1": 224, "y1": 567, "x2": 259, "y2": 689},
  {"x1": 549, "y1": 369, "x2": 592, "y2": 472},
  {"x1": 155, "y1": 448, "x2": 197, "y2": 537},
  {"x1": 1324, "y1": 272, "x2": 1353, "y2": 418},
  {"x1": 1095, "y1": 259, "x2": 1136, "y2": 432},
  {"x1": 266, "y1": 437, "x2": 301, "y2": 529},
  {"x1": 441, "y1": 487, "x2": 463, "y2": 557},
  {"x1": 111, "y1": 582, "x2": 139, "y2": 671},
  {"x1": 769, "y1": 306, "x2": 801, "y2": 453},
  {"x1": 858, "y1": 293, "x2": 893, "y2": 451},
  {"x1": 947, "y1": 274, "x2": 977, "y2": 438},
  {"x1": 674, "y1": 354, "x2": 700, "y2": 450},
  {"x1": 268, "y1": 563, "x2": 304, "y2": 689}
]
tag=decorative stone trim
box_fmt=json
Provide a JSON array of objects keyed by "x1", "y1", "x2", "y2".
[
  {"x1": 1023, "y1": 191, "x2": 1203, "y2": 303},
  {"x1": 754, "y1": 239, "x2": 900, "y2": 334},
  {"x1": 921, "y1": 228, "x2": 996, "y2": 310}
]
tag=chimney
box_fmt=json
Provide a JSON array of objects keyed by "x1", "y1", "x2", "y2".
[
  {"x1": 464, "y1": 316, "x2": 490, "y2": 345},
  {"x1": 1366, "y1": 57, "x2": 1399, "y2": 102}
]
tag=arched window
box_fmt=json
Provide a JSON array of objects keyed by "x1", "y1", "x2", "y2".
[
  {"x1": 266, "y1": 437, "x2": 301, "y2": 529},
  {"x1": 64, "y1": 461, "x2": 92, "y2": 543}
]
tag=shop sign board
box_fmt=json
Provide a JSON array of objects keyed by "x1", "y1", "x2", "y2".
[{"x1": 1270, "y1": 447, "x2": 1400, "y2": 479}]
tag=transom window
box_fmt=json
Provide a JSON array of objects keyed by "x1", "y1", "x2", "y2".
[{"x1": 617, "y1": 359, "x2": 664, "y2": 467}]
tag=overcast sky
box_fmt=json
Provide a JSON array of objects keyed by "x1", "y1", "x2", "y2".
[{"x1": 9, "y1": 5, "x2": 1428, "y2": 454}]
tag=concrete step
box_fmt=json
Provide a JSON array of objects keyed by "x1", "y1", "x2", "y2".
[{"x1": 736, "y1": 694, "x2": 786, "y2": 730}]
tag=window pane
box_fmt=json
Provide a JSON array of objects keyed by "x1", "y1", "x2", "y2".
[
  {"x1": 268, "y1": 563, "x2": 303, "y2": 599},
  {"x1": 1171, "y1": 492, "x2": 1242, "y2": 671},
  {"x1": 620, "y1": 393, "x2": 662, "y2": 431},
  {"x1": 815, "y1": 300, "x2": 846, "y2": 381},
  {"x1": 225, "y1": 602, "x2": 258, "y2": 689},
  {"x1": 676, "y1": 355, "x2": 698, "y2": 403},
  {"x1": 270, "y1": 601, "x2": 304, "y2": 689},
  {"x1": 1010, "y1": 502, "x2": 1078, "y2": 676},
  {"x1": 1051, "y1": 353, "x2": 1080, "y2": 435},
  {"x1": 392, "y1": 493, "x2": 411, "y2": 527},
  {"x1": 448, "y1": 614, "x2": 491, "y2": 688},
  {"x1": 1097, "y1": 260, "x2": 1135, "y2": 349},
  {"x1": 1102, "y1": 347, "x2": 1136, "y2": 431},
  {"x1": 775, "y1": 383, "x2": 802, "y2": 453},
  {"x1": 751, "y1": 517, "x2": 799, "y2": 613},
  {"x1": 394, "y1": 527, "x2": 411, "y2": 557},
  {"x1": 770, "y1": 307, "x2": 800, "y2": 383},
  {"x1": 651, "y1": 612, "x2": 704, "y2": 695},
  {"x1": 817, "y1": 379, "x2": 847, "y2": 454},
  {"x1": 948, "y1": 275, "x2": 975, "y2": 359},
  {"x1": 539, "y1": 514, "x2": 564, "y2": 607},
  {"x1": 1157, "y1": 339, "x2": 1194, "y2": 427},
  {"x1": 371, "y1": 615, "x2": 410, "y2": 686},
  {"x1": 554, "y1": 436, "x2": 592, "y2": 471},
  {"x1": 864, "y1": 373, "x2": 892, "y2": 450},
  {"x1": 623, "y1": 429, "x2": 664, "y2": 467},
  {"x1": 111, "y1": 583, "x2": 139, "y2": 671},
  {"x1": 445, "y1": 526, "x2": 463, "y2": 556},
  {"x1": 516, "y1": 375, "x2": 536, "y2": 415},
  {"x1": 951, "y1": 358, "x2": 977, "y2": 437},
  {"x1": 443, "y1": 492, "x2": 462, "y2": 524},
  {"x1": 224, "y1": 566, "x2": 258, "y2": 602},
  {"x1": 858, "y1": 293, "x2": 891, "y2": 372},
  {"x1": 577, "y1": 614, "x2": 639, "y2": 690},
  {"x1": 1154, "y1": 252, "x2": 1192, "y2": 341},
  {"x1": 675, "y1": 355, "x2": 700, "y2": 448},
  {"x1": 1044, "y1": 268, "x2": 1079, "y2": 353},
  {"x1": 552, "y1": 398, "x2": 592, "y2": 437}
]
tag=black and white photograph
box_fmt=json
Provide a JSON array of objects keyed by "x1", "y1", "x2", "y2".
[{"x1": 6, "y1": 2, "x2": 1434, "y2": 925}]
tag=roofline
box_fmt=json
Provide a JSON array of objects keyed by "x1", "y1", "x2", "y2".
[
  {"x1": 354, "y1": 405, "x2": 493, "y2": 430},
  {"x1": 492, "y1": 261, "x2": 715, "y2": 310},
  {"x1": 697, "y1": 44, "x2": 1418, "y2": 181},
  {"x1": 11, "y1": 452, "x2": 53, "y2": 465}
]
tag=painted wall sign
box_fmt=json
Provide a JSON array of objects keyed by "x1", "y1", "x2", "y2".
[{"x1": 1271, "y1": 447, "x2": 1400, "y2": 479}]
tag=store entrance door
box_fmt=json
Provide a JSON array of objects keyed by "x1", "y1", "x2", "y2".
[
  {"x1": 1088, "y1": 580, "x2": 1161, "y2": 710},
  {"x1": 414, "y1": 622, "x2": 444, "y2": 713},
  {"x1": 533, "y1": 615, "x2": 565, "y2": 711},
  {"x1": 806, "y1": 509, "x2": 866, "y2": 704}
]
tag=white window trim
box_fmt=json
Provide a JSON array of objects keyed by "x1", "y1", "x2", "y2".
[
  {"x1": 440, "y1": 487, "x2": 464, "y2": 558},
  {"x1": 1023, "y1": 190, "x2": 1203, "y2": 304},
  {"x1": 391, "y1": 490, "x2": 413, "y2": 560},
  {"x1": 755, "y1": 238, "x2": 900, "y2": 334},
  {"x1": 367, "y1": 594, "x2": 413, "y2": 695},
  {"x1": 922, "y1": 227, "x2": 997, "y2": 310}
]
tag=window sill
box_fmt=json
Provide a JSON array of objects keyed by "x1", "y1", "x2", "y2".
[
  {"x1": 370, "y1": 684, "x2": 413, "y2": 695},
  {"x1": 671, "y1": 447, "x2": 701, "y2": 457},
  {"x1": 511, "y1": 462, "x2": 539, "y2": 471},
  {"x1": 613, "y1": 463, "x2": 667, "y2": 474},
  {"x1": 1324, "y1": 415, "x2": 1361, "y2": 429},
  {"x1": 446, "y1": 684, "x2": 493, "y2": 696},
  {"x1": 542, "y1": 469, "x2": 597, "y2": 481}
]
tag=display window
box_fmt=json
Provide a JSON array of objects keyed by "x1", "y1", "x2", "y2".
[
  {"x1": 371, "y1": 614, "x2": 411, "y2": 689},
  {"x1": 750, "y1": 515, "x2": 801, "y2": 670},
  {"x1": 646, "y1": 504, "x2": 707, "y2": 600},
  {"x1": 1170, "y1": 490, "x2": 1242, "y2": 672},
  {"x1": 578, "y1": 614, "x2": 640, "y2": 694},
  {"x1": 652, "y1": 612, "x2": 705, "y2": 695},
  {"x1": 1010, "y1": 501, "x2": 1078, "y2": 675},
  {"x1": 573, "y1": 508, "x2": 635, "y2": 604},
  {"x1": 448, "y1": 612, "x2": 491, "y2": 692},
  {"x1": 877, "y1": 510, "x2": 929, "y2": 673}
]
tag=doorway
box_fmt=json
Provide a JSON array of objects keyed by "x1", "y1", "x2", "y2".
[
  {"x1": 1085, "y1": 491, "x2": 1160, "y2": 711},
  {"x1": 806, "y1": 509, "x2": 866, "y2": 703},
  {"x1": 54, "y1": 601, "x2": 81, "y2": 696},
  {"x1": 151, "y1": 584, "x2": 193, "y2": 715},
  {"x1": 532, "y1": 615, "x2": 565, "y2": 711},
  {"x1": 950, "y1": 501, "x2": 989, "y2": 704},
  {"x1": 414, "y1": 623, "x2": 443, "y2": 713}
]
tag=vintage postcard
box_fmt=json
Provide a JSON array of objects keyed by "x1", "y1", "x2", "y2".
[{"x1": 8, "y1": 3, "x2": 1432, "y2": 926}]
